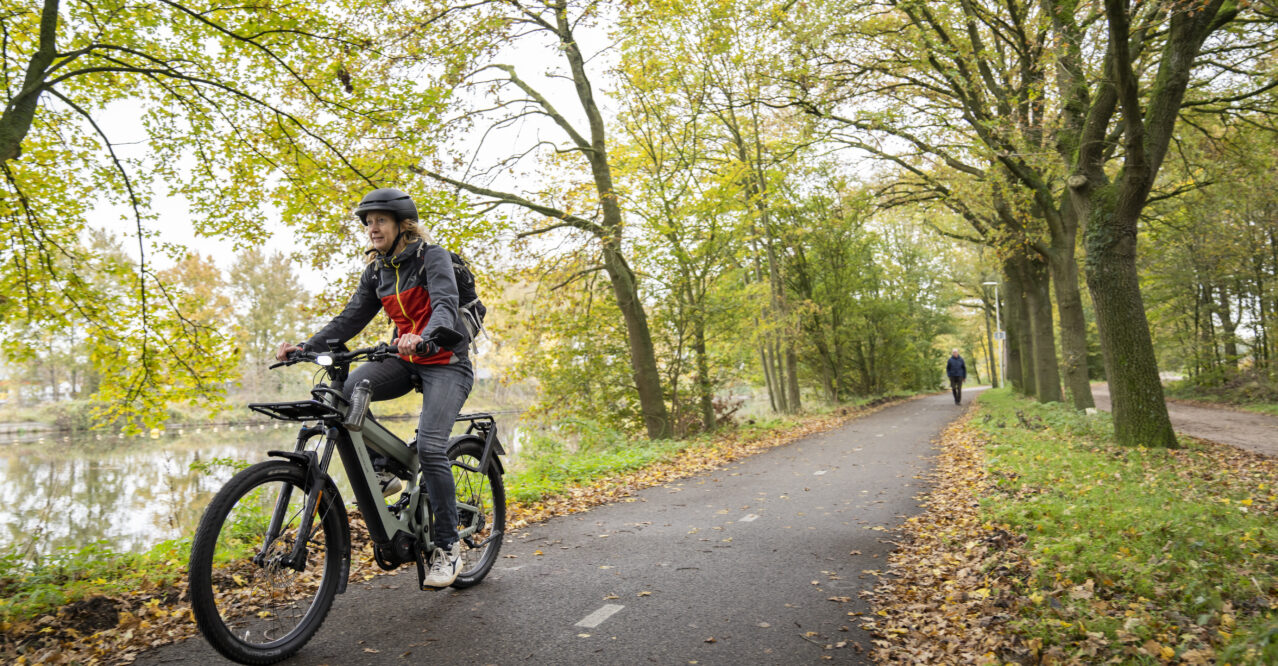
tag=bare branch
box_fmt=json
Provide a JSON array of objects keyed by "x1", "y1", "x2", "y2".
[{"x1": 411, "y1": 164, "x2": 605, "y2": 238}]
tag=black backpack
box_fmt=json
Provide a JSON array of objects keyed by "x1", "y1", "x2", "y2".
[{"x1": 448, "y1": 250, "x2": 487, "y2": 343}]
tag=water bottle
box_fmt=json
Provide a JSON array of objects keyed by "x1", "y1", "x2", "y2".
[{"x1": 345, "y1": 379, "x2": 372, "y2": 432}]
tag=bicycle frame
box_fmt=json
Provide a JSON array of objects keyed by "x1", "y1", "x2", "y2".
[
  {"x1": 247, "y1": 345, "x2": 505, "y2": 588},
  {"x1": 250, "y1": 381, "x2": 429, "y2": 575}
]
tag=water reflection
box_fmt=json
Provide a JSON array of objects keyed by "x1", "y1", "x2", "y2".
[{"x1": 0, "y1": 415, "x2": 520, "y2": 562}]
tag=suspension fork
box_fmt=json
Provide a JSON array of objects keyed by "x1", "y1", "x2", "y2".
[{"x1": 259, "y1": 425, "x2": 338, "y2": 570}]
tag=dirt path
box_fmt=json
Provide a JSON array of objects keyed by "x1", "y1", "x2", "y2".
[{"x1": 1091, "y1": 383, "x2": 1278, "y2": 456}]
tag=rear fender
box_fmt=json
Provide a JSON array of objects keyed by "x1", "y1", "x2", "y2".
[{"x1": 446, "y1": 434, "x2": 505, "y2": 475}]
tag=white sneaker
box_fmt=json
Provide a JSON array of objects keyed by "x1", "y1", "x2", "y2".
[
  {"x1": 377, "y1": 471, "x2": 402, "y2": 498},
  {"x1": 423, "y1": 542, "x2": 461, "y2": 588}
]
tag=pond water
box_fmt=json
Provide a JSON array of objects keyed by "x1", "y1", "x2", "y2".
[{"x1": 0, "y1": 415, "x2": 522, "y2": 563}]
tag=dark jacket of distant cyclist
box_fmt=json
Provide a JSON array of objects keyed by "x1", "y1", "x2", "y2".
[
  {"x1": 946, "y1": 355, "x2": 967, "y2": 380},
  {"x1": 305, "y1": 239, "x2": 467, "y2": 365}
]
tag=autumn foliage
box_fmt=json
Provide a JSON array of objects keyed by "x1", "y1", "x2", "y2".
[{"x1": 863, "y1": 390, "x2": 1278, "y2": 664}]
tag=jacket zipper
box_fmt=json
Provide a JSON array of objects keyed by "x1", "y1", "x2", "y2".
[{"x1": 392, "y1": 259, "x2": 420, "y2": 363}]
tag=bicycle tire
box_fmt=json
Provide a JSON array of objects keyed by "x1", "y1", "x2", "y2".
[
  {"x1": 188, "y1": 460, "x2": 347, "y2": 664},
  {"x1": 448, "y1": 437, "x2": 506, "y2": 588}
]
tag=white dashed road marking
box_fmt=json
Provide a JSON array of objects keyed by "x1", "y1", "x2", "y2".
[
  {"x1": 739, "y1": 513, "x2": 760, "y2": 522},
  {"x1": 814, "y1": 470, "x2": 828, "y2": 475},
  {"x1": 575, "y1": 604, "x2": 625, "y2": 628}
]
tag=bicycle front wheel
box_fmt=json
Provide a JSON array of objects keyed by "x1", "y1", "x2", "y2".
[
  {"x1": 448, "y1": 437, "x2": 505, "y2": 588},
  {"x1": 188, "y1": 460, "x2": 347, "y2": 664}
]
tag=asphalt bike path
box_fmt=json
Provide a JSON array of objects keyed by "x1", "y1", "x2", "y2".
[{"x1": 138, "y1": 392, "x2": 976, "y2": 665}]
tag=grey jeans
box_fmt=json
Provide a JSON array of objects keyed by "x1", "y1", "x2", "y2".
[{"x1": 344, "y1": 357, "x2": 474, "y2": 548}]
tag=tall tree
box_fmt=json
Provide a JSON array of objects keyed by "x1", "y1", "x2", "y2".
[
  {"x1": 229, "y1": 248, "x2": 313, "y2": 399},
  {"x1": 413, "y1": 0, "x2": 672, "y2": 438},
  {"x1": 1060, "y1": 0, "x2": 1248, "y2": 447},
  {"x1": 0, "y1": 0, "x2": 473, "y2": 425},
  {"x1": 620, "y1": 0, "x2": 820, "y2": 414}
]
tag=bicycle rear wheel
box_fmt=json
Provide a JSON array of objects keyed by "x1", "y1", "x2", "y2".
[
  {"x1": 448, "y1": 437, "x2": 505, "y2": 588},
  {"x1": 188, "y1": 460, "x2": 347, "y2": 664}
]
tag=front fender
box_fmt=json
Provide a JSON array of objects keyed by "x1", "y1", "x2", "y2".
[{"x1": 266, "y1": 450, "x2": 352, "y2": 594}]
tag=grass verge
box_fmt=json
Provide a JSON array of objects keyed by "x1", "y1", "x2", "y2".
[{"x1": 864, "y1": 388, "x2": 1278, "y2": 664}]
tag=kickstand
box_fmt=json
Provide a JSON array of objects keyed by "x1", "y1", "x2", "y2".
[{"x1": 415, "y1": 544, "x2": 430, "y2": 590}]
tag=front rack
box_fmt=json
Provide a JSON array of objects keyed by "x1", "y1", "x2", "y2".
[{"x1": 249, "y1": 400, "x2": 343, "y2": 422}]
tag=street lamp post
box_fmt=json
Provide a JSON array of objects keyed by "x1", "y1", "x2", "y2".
[{"x1": 983, "y1": 281, "x2": 1004, "y2": 388}]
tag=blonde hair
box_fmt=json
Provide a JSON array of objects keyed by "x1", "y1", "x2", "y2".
[{"x1": 366, "y1": 218, "x2": 433, "y2": 262}]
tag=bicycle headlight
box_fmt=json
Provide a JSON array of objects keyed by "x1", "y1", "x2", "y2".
[{"x1": 316, "y1": 354, "x2": 333, "y2": 367}]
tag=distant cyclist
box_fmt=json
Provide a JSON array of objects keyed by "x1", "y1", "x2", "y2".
[
  {"x1": 275, "y1": 188, "x2": 471, "y2": 588},
  {"x1": 946, "y1": 349, "x2": 967, "y2": 405}
]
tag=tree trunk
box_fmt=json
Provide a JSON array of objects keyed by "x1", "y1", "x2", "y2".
[
  {"x1": 1078, "y1": 183, "x2": 1177, "y2": 447},
  {"x1": 0, "y1": 0, "x2": 59, "y2": 163},
  {"x1": 1202, "y1": 284, "x2": 1220, "y2": 375},
  {"x1": 982, "y1": 296, "x2": 999, "y2": 388},
  {"x1": 760, "y1": 344, "x2": 780, "y2": 412},
  {"x1": 1258, "y1": 254, "x2": 1273, "y2": 375},
  {"x1": 813, "y1": 333, "x2": 839, "y2": 401},
  {"x1": 785, "y1": 344, "x2": 802, "y2": 412},
  {"x1": 1215, "y1": 285, "x2": 1240, "y2": 371},
  {"x1": 598, "y1": 243, "x2": 670, "y2": 438},
  {"x1": 694, "y1": 318, "x2": 714, "y2": 432},
  {"x1": 1025, "y1": 257, "x2": 1063, "y2": 403},
  {"x1": 772, "y1": 341, "x2": 790, "y2": 411},
  {"x1": 1004, "y1": 258, "x2": 1035, "y2": 396},
  {"x1": 1269, "y1": 225, "x2": 1278, "y2": 378},
  {"x1": 1044, "y1": 202, "x2": 1095, "y2": 408}
]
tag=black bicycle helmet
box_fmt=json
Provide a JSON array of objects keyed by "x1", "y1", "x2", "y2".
[{"x1": 353, "y1": 188, "x2": 418, "y2": 225}]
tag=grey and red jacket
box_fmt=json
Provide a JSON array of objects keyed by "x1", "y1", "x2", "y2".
[{"x1": 306, "y1": 240, "x2": 467, "y2": 365}]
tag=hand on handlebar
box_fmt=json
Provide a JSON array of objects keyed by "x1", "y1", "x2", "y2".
[
  {"x1": 392, "y1": 334, "x2": 438, "y2": 357},
  {"x1": 275, "y1": 341, "x2": 304, "y2": 362}
]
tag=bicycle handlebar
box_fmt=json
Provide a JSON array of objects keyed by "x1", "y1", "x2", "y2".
[
  {"x1": 269, "y1": 327, "x2": 464, "y2": 370},
  {"x1": 269, "y1": 343, "x2": 396, "y2": 370}
]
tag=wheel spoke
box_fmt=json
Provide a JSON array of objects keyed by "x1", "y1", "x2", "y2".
[
  {"x1": 448, "y1": 442, "x2": 506, "y2": 587},
  {"x1": 190, "y1": 462, "x2": 343, "y2": 663}
]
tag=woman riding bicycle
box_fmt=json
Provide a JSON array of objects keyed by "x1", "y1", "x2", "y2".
[{"x1": 275, "y1": 187, "x2": 472, "y2": 588}]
